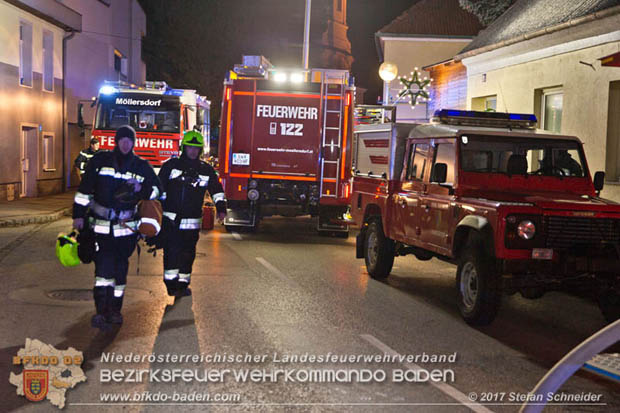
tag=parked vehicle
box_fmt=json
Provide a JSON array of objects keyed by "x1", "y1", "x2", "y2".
[
  {"x1": 352, "y1": 108, "x2": 619, "y2": 325},
  {"x1": 84, "y1": 80, "x2": 211, "y2": 168},
  {"x1": 218, "y1": 56, "x2": 354, "y2": 235}
]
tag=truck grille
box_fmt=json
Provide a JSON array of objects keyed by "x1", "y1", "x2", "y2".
[{"x1": 544, "y1": 216, "x2": 620, "y2": 249}]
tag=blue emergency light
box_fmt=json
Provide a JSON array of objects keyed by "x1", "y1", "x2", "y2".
[
  {"x1": 433, "y1": 109, "x2": 537, "y2": 129},
  {"x1": 99, "y1": 85, "x2": 117, "y2": 95},
  {"x1": 164, "y1": 88, "x2": 184, "y2": 96}
]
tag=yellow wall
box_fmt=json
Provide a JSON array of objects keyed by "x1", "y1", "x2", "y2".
[{"x1": 465, "y1": 41, "x2": 620, "y2": 201}]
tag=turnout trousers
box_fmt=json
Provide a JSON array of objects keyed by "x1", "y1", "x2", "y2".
[
  {"x1": 92, "y1": 226, "x2": 137, "y2": 320},
  {"x1": 162, "y1": 216, "x2": 200, "y2": 294}
]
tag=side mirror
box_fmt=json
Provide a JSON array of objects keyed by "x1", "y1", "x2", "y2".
[
  {"x1": 431, "y1": 163, "x2": 447, "y2": 184},
  {"x1": 77, "y1": 103, "x2": 84, "y2": 128},
  {"x1": 594, "y1": 171, "x2": 605, "y2": 193}
]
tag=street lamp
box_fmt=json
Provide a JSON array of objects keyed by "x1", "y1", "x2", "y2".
[{"x1": 379, "y1": 62, "x2": 398, "y2": 105}]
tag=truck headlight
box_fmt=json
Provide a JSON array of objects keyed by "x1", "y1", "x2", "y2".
[
  {"x1": 248, "y1": 179, "x2": 258, "y2": 189},
  {"x1": 517, "y1": 220, "x2": 535, "y2": 240},
  {"x1": 248, "y1": 189, "x2": 260, "y2": 201}
]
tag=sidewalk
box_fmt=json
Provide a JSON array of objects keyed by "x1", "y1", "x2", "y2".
[{"x1": 0, "y1": 191, "x2": 75, "y2": 227}]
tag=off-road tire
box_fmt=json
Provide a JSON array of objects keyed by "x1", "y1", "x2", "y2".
[
  {"x1": 456, "y1": 234, "x2": 501, "y2": 325},
  {"x1": 364, "y1": 219, "x2": 395, "y2": 279}
]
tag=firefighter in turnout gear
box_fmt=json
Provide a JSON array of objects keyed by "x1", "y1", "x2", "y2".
[
  {"x1": 72, "y1": 125, "x2": 161, "y2": 329},
  {"x1": 74, "y1": 138, "x2": 100, "y2": 180},
  {"x1": 158, "y1": 130, "x2": 227, "y2": 297}
]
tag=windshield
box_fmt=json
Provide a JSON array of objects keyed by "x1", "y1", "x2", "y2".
[
  {"x1": 460, "y1": 135, "x2": 586, "y2": 178},
  {"x1": 94, "y1": 93, "x2": 181, "y2": 133}
]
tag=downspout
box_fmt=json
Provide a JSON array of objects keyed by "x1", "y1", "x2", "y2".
[
  {"x1": 62, "y1": 30, "x2": 76, "y2": 191},
  {"x1": 302, "y1": 0, "x2": 311, "y2": 70}
]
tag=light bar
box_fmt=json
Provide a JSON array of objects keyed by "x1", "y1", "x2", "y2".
[
  {"x1": 273, "y1": 72, "x2": 287, "y2": 82},
  {"x1": 433, "y1": 109, "x2": 538, "y2": 129},
  {"x1": 99, "y1": 85, "x2": 117, "y2": 95},
  {"x1": 164, "y1": 88, "x2": 184, "y2": 96}
]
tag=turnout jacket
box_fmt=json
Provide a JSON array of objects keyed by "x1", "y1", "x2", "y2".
[
  {"x1": 74, "y1": 147, "x2": 98, "y2": 175},
  {"x1": 73, "y1": 150, "x2": 161, "y2": 227},
  {"x1": 158, "y1": 155, "x2": 226, "y2": 224}
]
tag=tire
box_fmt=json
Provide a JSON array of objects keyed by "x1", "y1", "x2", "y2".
[
  {"x1": 456, "y1": 235, "x2": 501, "y2": 325},
  {"x1": 598, "y1": 290, "x2": 620, "y2": 323},
  {"x1": 364, "y1": 219, "x2": 395, "y2": 279}
]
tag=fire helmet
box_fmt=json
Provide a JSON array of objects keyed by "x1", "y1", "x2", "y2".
[
  {"x1": 56, "y1": 232, "x2": 81, "y2": 267},
  {"x1": 180, "y1": 131, "x2": 204, "y2": 154}
]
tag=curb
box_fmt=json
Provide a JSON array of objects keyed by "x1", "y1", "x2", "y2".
[{"x1": 0, "y1": 207, "x2": 72, "y2": 228}]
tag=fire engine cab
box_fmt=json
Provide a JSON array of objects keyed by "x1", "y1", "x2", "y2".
[
  {"x1": 88, "y1": 80, "x2": 211, "y2": 167},
  {"x1": 218, "y1": 56, "x2": 354, "y2": 235}
]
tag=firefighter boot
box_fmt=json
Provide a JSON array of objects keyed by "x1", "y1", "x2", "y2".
[
  {"x1": 165, "y1": 279, "x2": 179, "y2": 296},
  {"x1": 91, "y1": 287, "x2": 108, "y2": 329},
  {"x1": 107, "y1": 295, "x2": 124, "y2": 325}
]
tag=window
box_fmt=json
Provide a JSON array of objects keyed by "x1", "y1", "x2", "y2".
[
  {"x1": 19, "y1": 21, "x2": 33, "y2": 87},
  {"x1": 471, "y1": 95, "x2": 496, "y2": 112},
  {"x1": 43, "y1": 31, "x2": 54, "y2": 91},
  {"x1": 432, "y1": 143, "x2": 455, "y2": 184},
  {"x1": 406, "y1": 143, "x2": 429, "y2": 181},
  {"x1": 43, "y1": 134, "x2": 55, "y2": 171},
  {"x1": 336, "y1": 0, "x2": 342, "y2": 12},
  {"x1": 460, "y1": 135, "x2": 585, "y2": 177},
  {"x1": 113, "y1": 49, "x2": 127, "y2": 79},
  {"x1": 542, "y1": 89, "x2": 563, "y2": 133}
]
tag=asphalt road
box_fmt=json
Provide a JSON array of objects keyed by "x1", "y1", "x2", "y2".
[{"x1": 0, "y1": 216, "x2": 619, "y2": 412}]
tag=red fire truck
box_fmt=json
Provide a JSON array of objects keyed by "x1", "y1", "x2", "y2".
[
  {"x1": 88, "y1": 80, "x2": 211, "y2": 167},
  {"x1": 218, "y1": 56, "x2": 354, "y2": 235},
  {"x1": 352, "y1": 108, "x2": 620, "y2": 325}
]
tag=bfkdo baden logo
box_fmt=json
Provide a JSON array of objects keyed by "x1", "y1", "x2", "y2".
[
  {"x1": 23, "y1": 370, "x2": 49, "y2": 402},
  {"x1": 9, "y1": 338, "x2": 86, "y2": 409}
]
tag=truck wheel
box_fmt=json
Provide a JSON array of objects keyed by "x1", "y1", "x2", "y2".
[
  {"x1": 364, "y1": 219, "x2": 395, "y2": 279},
  {"x1": 456, "y1": 238, "x2": 501, "y2": 325},
  {"x1": 598, "y1": 290, "x2": 620, "y2": 322}
]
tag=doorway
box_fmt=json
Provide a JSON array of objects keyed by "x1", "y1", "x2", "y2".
[
  {"x1": 20, "y1": 125, "x2": 38, "y2": 197},
  {"x1": 606, "y1": 81, "x2": 620, "y2": 181}
]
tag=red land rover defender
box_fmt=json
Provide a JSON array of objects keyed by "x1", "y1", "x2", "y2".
[{"x1": 352, "y1": 109, "x2": 619, "y2": 325}]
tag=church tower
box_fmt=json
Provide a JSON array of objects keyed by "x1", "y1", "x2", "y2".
[{"x1": 320, "y1": 0, "x2": 353, "y2": 70}]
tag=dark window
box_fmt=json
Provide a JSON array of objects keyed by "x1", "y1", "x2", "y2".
[
  {"x1": 432, "y1": 143, "x2": 455, "y2": 184},
  {"x1": 337, "y1": 0, "x2": 342, "y2": 12},
  {"x1": 406, "y1": 143, "x2": 429, "y2": 181},
  {"x1": 459, "y1": 136, "x2": 585, "y2": 177},
  {"x1": 94, "y1": 94, "x2": 181, "y2": 132}
]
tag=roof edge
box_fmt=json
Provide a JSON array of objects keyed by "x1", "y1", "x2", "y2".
[{"x1": 454, "y1": 3, "x2": 620, "y2": 62}]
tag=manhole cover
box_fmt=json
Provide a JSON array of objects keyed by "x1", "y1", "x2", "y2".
[{"x1": 46, "y1": 289, "x2": 93, "y2": 302}]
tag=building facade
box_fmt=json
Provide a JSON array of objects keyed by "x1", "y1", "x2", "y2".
[
  {"x1": 62, "y1": 0, "x2": 146, "y2": 188},
  {"x1": 375, "y1": 0, "x2": 481, "y2": 122},
  {"x1": 0, "y1": 0, "x2": 81, "y2": 200},
  {"x1": 457, "y1": 0, "x2": 620, "y2": 201}
]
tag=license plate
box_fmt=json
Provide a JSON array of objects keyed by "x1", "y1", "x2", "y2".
[
  {"x1": 232, "y1": 153, "x2": 250, "y2": 166},
  {"x1": 532, "y1": 248, "x2": 553, "y2": 260}
]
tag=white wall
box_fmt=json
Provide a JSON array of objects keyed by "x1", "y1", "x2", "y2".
[
  {"x1": 0, "y1": 1, "x2": 64, "y2": 79},
  {"x1": 382, "y1": 37, "x2": 472, "y2": 122}
]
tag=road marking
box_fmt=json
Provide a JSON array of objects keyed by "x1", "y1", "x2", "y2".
[
  {"x1": 232, "y1": 232, "x2": 242, "y2": 240},
  {"x1": 256, "y1": 257, "x2": 300, "y2": 287},
  {"x1": 360, "y1": 334, "x2": 495, "y2": 413}
]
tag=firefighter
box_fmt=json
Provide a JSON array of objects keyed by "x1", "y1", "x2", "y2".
[
  {"x1": 74, "y1": 138, "x2": 100, "y2": 181},
  {"x1": 72, "y1": 125, "x2": 161, "y2": 329},
  {"x1": 158, "y1": 131, "x2": 226, "y2": 297}
]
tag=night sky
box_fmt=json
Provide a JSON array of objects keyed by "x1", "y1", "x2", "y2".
[{"x1": 139, "y1": 0, "x2": 418, "y2": 124}]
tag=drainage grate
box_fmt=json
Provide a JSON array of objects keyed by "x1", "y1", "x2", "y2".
[{"x1": 46, "y1": 289, "x2": 92, "y2": 302}]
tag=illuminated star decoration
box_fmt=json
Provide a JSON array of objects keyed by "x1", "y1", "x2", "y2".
[{"x1": 397, "y1": 68, "x2": 431, "y2": 107}]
